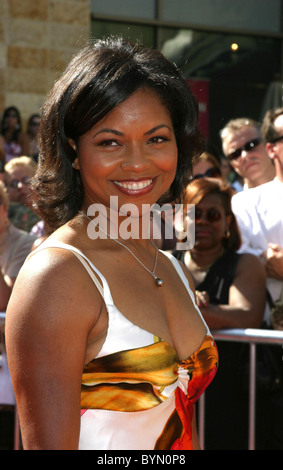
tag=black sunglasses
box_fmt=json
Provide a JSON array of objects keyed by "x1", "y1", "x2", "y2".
[
  {"x1": 191, "y1": 167, "x2": 221, "y2": 180},
  {"x1": 227, "y1": 137, "x2": 262, "y2": 161},
  {"x1": 9, "y1": 176, "x2": 30, "y2": 188},
  {"x1": 269, "y1": 135, "x2": 283, "y2": 144},
  {"x1": 195, "y1": 207, "x2": 222, "y2": 223}
]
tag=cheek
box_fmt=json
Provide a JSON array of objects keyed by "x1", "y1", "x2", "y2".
[
  {"x1": 159, "y1": 147, "x2": 178, "y2": 176},
  {"x1": 80, "y1": 151, "x2": 118, "y2": 176},
  {"x1": 230, "y1": 160, "x2": 241, "y2": 173}
]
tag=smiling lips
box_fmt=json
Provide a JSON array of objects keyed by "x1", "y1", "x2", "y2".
[{"x1": 113, "y1": 178, "x2": 155, "y2": 195}]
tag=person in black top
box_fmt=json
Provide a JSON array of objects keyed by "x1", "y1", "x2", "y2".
[
  {"x1": 173, "y1": 178, "x2": 269, "y2": 449},
  {"x1": 174, "y1": 178, "x2": 266, "y2": 328}
]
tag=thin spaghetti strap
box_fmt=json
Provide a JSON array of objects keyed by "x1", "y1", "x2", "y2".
[
  {"x1": 27, "y1": 242, "x2": 105, "y2": 299},
  {"x1": 161, "y1": 250, "x2": 197, "y2": 305},
  {"x1": 60, "y1": 249, "x2": 104, "y2": 298},
  {"x1": 162, "y1": 250, "x2": 210, "y2": 334}
]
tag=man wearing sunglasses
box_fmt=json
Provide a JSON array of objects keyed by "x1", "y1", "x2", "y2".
[
  {"x1": 220, "y1": 117, "x2": 275, "y2": 190},
  {"x1": 231, "y1": 109, "x2": 283, "y2": 326}
]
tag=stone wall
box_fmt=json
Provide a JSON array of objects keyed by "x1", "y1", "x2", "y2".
[{"x1": 0, "y1": 0, "x2": 91, "y2": 127}]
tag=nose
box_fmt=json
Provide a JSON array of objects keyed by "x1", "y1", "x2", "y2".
[
  {"x1": 197, "y1": 215, "x2": 209, "y2": 223},
  {"x1": 121, "y1": 144, "x2": 151, "y2": 172},
  {"x1": 17, "y1": 181, "x2": 27, "y2": 191},
  {"x1": 240, "y1": 150, "x2": 248, "y2": 159}
]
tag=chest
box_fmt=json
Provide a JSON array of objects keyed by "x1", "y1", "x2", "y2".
[{"x1": 85, "y1": 253, "x2": 206, "y2": 363}]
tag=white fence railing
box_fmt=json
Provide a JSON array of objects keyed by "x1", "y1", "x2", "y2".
[{"x1": 198, "y1": 328, "x2": 283, "y2": 450}]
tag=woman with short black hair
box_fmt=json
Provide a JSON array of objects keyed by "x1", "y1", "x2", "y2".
[{"x1": 6, "y1": 37, "x2": 218, "y2": 450}]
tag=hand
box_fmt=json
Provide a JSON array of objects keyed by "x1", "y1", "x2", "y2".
[
  {"x1": 264, "y1": 243, "x2": 283, "y2": 280},
  {"x1": 195, "y1": 290, "x2": 210, "y2": 307}
]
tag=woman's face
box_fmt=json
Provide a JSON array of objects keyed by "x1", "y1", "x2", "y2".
[
  {"x1": 192, "y1": 160, "x2": 222, "y2": 181},
  {"x1": 192, "y1": 160, "x2": 214, "y2": 177},
  {"x1": 5, "y1": 109, "x2": 19, "y2": 131},
  {"x1": 74, "y1": 88, "x2": 178, "y2": 216},
  {"x1": 193, "y1": 193, "x2": 231, "y2": 249}
]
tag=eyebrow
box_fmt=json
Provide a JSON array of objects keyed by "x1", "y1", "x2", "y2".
[
  {"x1": 93, "y1": 124, "x2": 171, "y2": 138},
  {"x1": 144, "y1": 124, "x2": 171, "y2": 135}
]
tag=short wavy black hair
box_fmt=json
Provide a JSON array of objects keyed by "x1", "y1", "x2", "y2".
[{"x1": 32, "y1": 36, "x2": 204, "y2": 232}]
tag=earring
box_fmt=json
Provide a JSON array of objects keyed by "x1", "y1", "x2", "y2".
[{"x1": 225, "y1": 229, "x2": 231, "y2": 238}]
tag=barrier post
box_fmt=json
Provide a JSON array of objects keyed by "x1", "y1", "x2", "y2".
[
  {"x1": 248, "y1": 342, "x2": 256, "y2": 450},
  {"x1": 198, "y1": 392, "x2": 205, "y2": 449}
]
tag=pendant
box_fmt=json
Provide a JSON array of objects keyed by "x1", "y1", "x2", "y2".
[{"x1": 155, "y1": 278, "x2": 164, "y2": 287}]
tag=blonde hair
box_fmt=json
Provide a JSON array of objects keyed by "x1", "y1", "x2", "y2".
[
  {"x1": 220, "y1": 117, "x2": 261, "y2": 140},
  {"x1": 5, "y1": 156, "x2": 37, "y2": 174}
]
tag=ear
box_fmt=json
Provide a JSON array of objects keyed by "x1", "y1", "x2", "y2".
[
  {"x1": 72, "y1": 157, "x2": 80, "y2": 170},
  {"x1": 266, "y1": 142, "x2": 276, "y2": 161},
  {"x1": 68, "y1": 138, "x2": 77, "y2": 152}
]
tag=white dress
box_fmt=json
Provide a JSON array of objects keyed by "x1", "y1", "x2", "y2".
[{"x1": 31, "y1": 242, "x2": 219, "y2": 450}]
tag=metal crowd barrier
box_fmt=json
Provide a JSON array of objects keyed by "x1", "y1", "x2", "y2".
[
  {"x1": 198, "y1": 328, "x2": 283, "y2": 450},
  {"x1": 2, "y1": 318, "x2": 283, "y2": 450}
]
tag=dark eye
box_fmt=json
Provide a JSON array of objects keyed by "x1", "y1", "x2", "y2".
[
  {"x1": 207, "y1": 209, "x2": 222, "y2": 222},
  {"x1": 195, "y1": 208, "x2": 202, "y2": 220},
  {"x1": 148, "y1": 136, "x2": 169, "y2": 144},
  {"x1": 98, "y1": 139, "x2": 119, "y2": 147}
]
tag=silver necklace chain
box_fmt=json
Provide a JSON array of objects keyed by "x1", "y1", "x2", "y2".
[{"x1": 78, "y1": 211, "x2": 164, "y2": 287}]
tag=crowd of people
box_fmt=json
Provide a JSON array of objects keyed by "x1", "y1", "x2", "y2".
[
  {"x1": 0, "y1": 107, "x2": 43, "y2": 449},
  {"x1": 0, "y1": 108, "x2": 42, "y2": 311},
  {"x1": 0, "y1": 37, "x2": 283, "y2": 450},
  {"x1": 178, "y1": 110, "x2": 283, "y2": 449}
]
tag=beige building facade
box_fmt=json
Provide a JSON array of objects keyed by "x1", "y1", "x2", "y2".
[{"x1": 0, "y1": 0, "x2": 91, "y2": 126}]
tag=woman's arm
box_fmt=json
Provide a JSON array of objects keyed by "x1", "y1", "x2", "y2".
[
  {"x1": 199, "y1": 254, "x2": 266, "y2": 329},
  {"x1": 264, "y1": 243, "x2": 283, "y2": 280},
  {"x1": 5, "y1": 248, "x2": 102, "y2": 449}
]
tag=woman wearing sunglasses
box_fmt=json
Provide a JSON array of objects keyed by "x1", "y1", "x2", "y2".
[
  {"x1": 174, "y1": 178, "x2": 266, "y2": 328},
  {"x1": 174, "y1": 178, "x2": 267, "y2": 449},
  {"x1": 191, "y1": 151, "x2": 223, "y2": 182}
]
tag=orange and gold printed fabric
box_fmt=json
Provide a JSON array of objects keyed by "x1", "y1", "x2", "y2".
[{"x1": 80, "y1": 335, "x2": 218, "y2": 450}]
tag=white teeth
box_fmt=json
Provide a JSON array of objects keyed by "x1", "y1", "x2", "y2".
[{"x1": 114, "y1": 179, "x2": 153, "y2": 190}]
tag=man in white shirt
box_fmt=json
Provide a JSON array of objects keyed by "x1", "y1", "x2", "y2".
[
  {"x1": 220, "y1": 117, "x2": 275, "y2": 190},
  {"x1": 231, "y1": 108, "x2": 283, "y2": 316}
]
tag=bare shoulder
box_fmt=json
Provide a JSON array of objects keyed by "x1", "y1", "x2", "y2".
[
  {"x1": 5, "y1": 242, "x2": 105, "y2": 449},
  {"x1": 6, "y1": 244, "x2": 103, "y2": 339},
  {"x1": 236, "y1": 252, "x2": 265, "y2": 274}
]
